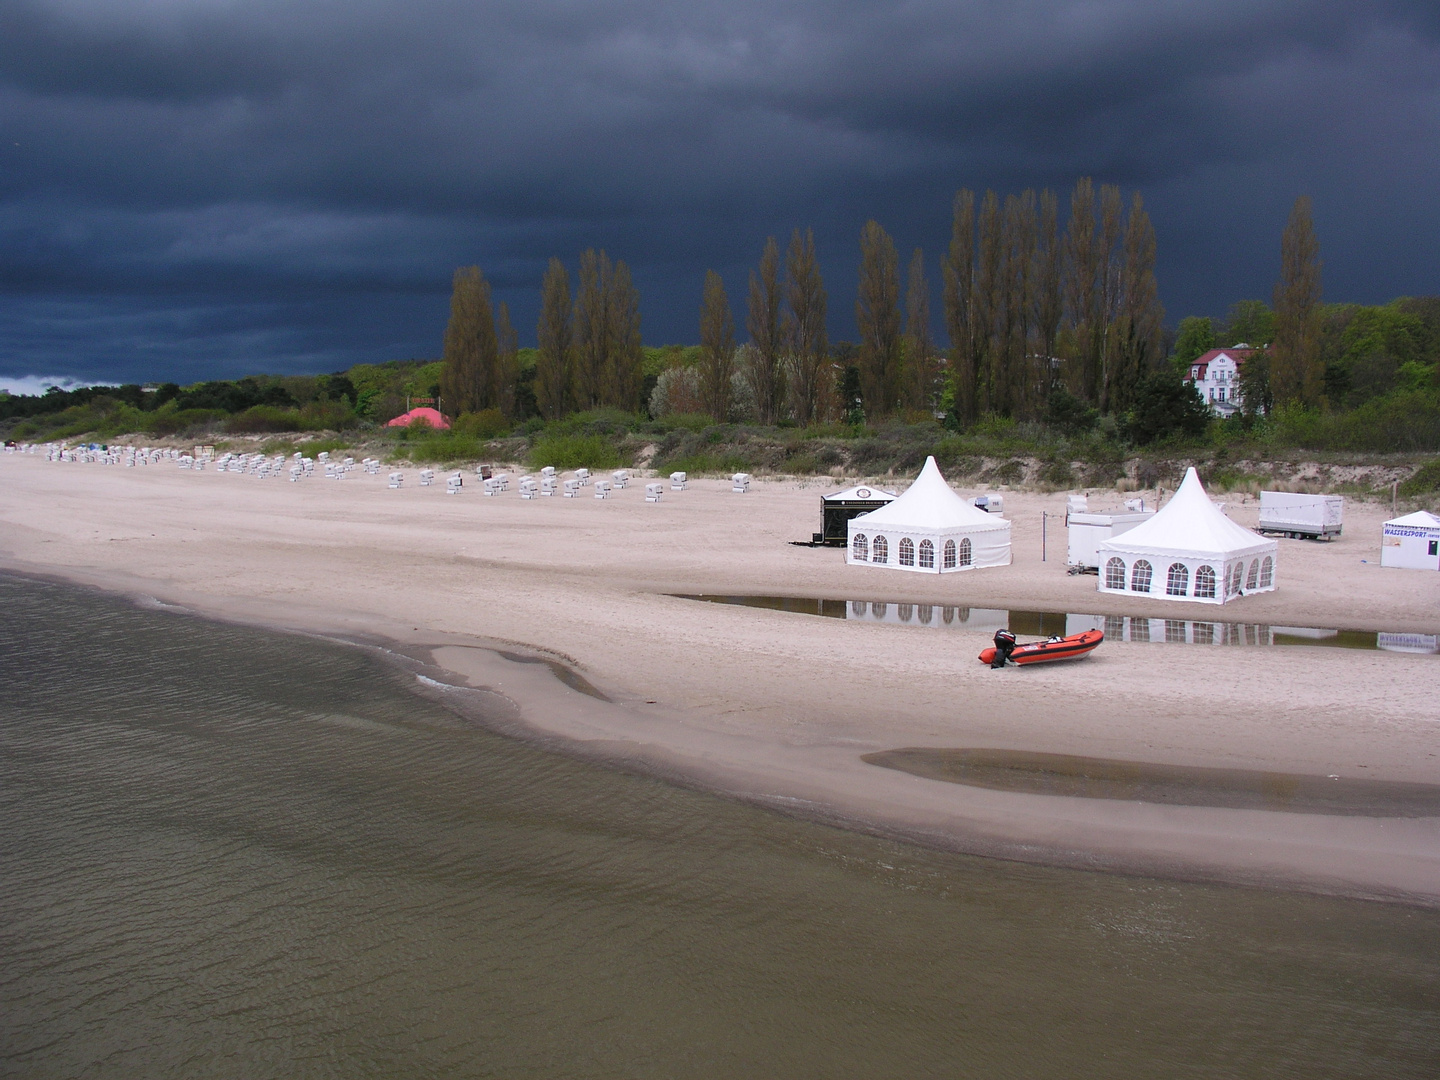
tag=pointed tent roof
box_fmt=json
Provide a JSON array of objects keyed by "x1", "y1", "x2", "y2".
[
  {"x1": 851, "y1": 456, "x2": 1005, "y2": 531},
  {"x1": 1099, "y1": 467, "x2": 1273, "y2": 560},
  {"x1": 1386, "y1": 510, "x2": 1440, "y2": 529},
  {"x1": 823, "y1": 482, "x2": 897, "y2": 503}
]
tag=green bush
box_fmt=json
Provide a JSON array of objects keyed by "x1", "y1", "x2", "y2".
[
  {"x1": 225, "y1": 405, "x2": 304, "y2": 433},
  {"x1": 1398, "y1": 459, "x2": 1440, "y2": 497},
  {"x1": 453, "y1": 409, "x2": 512, "y2": 439},
  {"x1": 1269, "y1": 391, "x2": 1440, "y2": 453},
  {"x1": 528, "y1": 432, "x2": 624, "y2": 470}
]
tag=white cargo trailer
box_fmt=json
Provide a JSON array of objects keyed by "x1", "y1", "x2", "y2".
[
  {"x1": 1258, "y1": 491, "x2": 1343, "y2": 539},
  {"x1": 1066, "y1": 510, "x2": 1155, "y2": 570}
]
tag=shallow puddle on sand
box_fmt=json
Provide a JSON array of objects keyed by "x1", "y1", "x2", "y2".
[
  {"x1": 674, "y1": 593, "x2": 1439, "y2": 652},
  {"x1": 863, "y1": 748, "x2": 1440, "y2": 816}
]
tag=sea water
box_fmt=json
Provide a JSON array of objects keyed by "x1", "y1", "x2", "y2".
[{"x1": 1, "y1": 573, "x2": 1436, "y2": 1078}]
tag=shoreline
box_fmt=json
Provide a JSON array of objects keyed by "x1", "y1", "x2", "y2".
[{"x1": 4, "y1": 454, "x2": 1439, "y2": 906}]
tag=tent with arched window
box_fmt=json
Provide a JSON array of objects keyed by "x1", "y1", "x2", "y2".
[
  {"x1": 1096, "y1": 467, "x2": 1277, "y2": 604},
  {"x1": 846, "y1": 456, "x2": 1011, "y2": 573}
]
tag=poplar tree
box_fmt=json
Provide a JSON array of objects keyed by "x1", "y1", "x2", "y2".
[
  {"x1": 1096, "y1": 183, "x2": 1124, "y2": 412},
  {"x1": 573, "y1": 249, "x2": 609, "y2": 409},
  {"x1": 1064, "y1": 178, "x2": 1098, "y2": 402},
  {"x1": 536, "y1": 257, "x2": 573, "y2": 419},
  {"x1": 698, "y1": 270, "x2": 735, "y2": 421},
  {"x1": 998, "y1": 191, "x2": 1036, "y2": 417},
  {"x1": 942, "y1": 189, "x2": 977, "y2": 425},
  {"x1": 1033, "y1": 189, "x2": 1063, "y2": 398},
  {"x1": 856, "y1": 220, "x2": 902, "y2": 417},
  {"x1": 440, "y1": 265, "x2": 498, "y2": 415},
  {"x1": 903, "y1": 248, "x2": 935, "y2": 414},
  {"x1": 602, "y1": 258, "x2": 644, "y2": 409},
  {"x1": 746, "y1": 237, "x2": 785, "y2": 425},
  {"x1": 785, "y1": 228, "x2": 829, "y2": 425},
  {"x1": 1270, "y1": 195, "x2": 1323, "y2": 407},
  {"x1": 1112, "y1": 193, "x2": 1163, "y2": 413},
  {"x1": 974, "y1": 191, "x2": 1003, "y2": 414},
  {"x1": 495, "y1": 301, "x2": 519, "y2": 417}
]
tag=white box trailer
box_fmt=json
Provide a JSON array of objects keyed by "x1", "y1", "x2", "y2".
[
  {"x1": 1066, "y1": 510, "x2": 1155, "y2": 570},
  {"x1": 1258, "y1": 491, "x2": 1343, "y2": 539}
]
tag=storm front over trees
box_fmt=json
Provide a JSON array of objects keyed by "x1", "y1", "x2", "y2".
[{"x1": 1, "y1": 0, "x2": 1438, "y2": 386}]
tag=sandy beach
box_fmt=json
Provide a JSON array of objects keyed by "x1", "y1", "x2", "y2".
[{"x1": 3, "y1": 450, "x2": 1439, "y2": 904}]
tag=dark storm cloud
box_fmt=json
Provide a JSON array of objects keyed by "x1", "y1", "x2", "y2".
[{"x1": 1, "y1": 1, "x2": 1437, "y2": 382}]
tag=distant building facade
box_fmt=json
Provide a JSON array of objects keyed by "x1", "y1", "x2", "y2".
[{"x1": 1186, "y1": 346, "x2": 1258, "y2": 417}]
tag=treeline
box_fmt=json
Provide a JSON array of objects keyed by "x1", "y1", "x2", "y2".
[{"x1": 435, "y1": 177, "x2": 1164, "y2": 430}]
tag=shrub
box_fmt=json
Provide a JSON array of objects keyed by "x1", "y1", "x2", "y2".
[
  {"x1": 1398, "y1": 459, "x2": 1440, "y2": 498},
  {"x1": 453, "y1": 409, "x2": 511, "y2": 439},
  {"x1": 225, "y1": 405, "x2": 304, "y2": 433},
  {"x1": 528, "y1": 432, "x2": 624, "y2": 470}
]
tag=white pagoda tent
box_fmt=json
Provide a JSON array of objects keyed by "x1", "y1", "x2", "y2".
[
  {"x1": 1097, "y1": 467, "x2": 1276, "y2": 604},
  {"x1": 846, "y1": 456, "x2": 1011, "y2": 573},
  {"x1": 1381, "y1": 510, "x2": 1440, "y2": 570}
]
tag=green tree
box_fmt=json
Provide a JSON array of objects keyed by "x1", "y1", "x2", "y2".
[
  {"x1": 602, "y1": 258, "x2": 644, "y2": 409},
  {"x1": 574, "y1": 249, "x2": 644, "y2": 410},
  {"x1": 857, "y1": 219, "x2": 902, "y2": 417},
  {"x1": 536, "y1": 258, "x2": 573, "y2": 418},
  {"x1": 1172, "y1": 316, "x2": 1216, "y2": 369},
  {"x1": 698, "y1": 270, "x2": 735, "y2": 421},
  {"x1": 942, "y1": 188, "x2": 978, "y2": 426},
  {"x1": 746, "y1": 237, "x2": 785, "y2": 424},
  {"x1": 786, "y1": 228, "x2": 829, "y2": 424},
  {"x1": 1122, "y1": 367, "x2": 1211, "y2": 445},
  {"x1": 903, "y1": 248, "x2": 936, "y2": 414},
  {"x1": 1270, "y1": 195, "x2": 1323, "y2": 406},
  {"x1": 495, "y1": 301, "x2": 518, "y2": 417},
  {"x1": 574, "y1": 250, "x2": 609, "y2": 408},
  {"x1": 439, "y1": 266, "x2": 498, "y2": 415},
  {"x1": 1108, "y1": 193, "x2": 1164, "y2": 413},
  {"x1": 1219, "y1": 299, "x2": 1275, "y2": 346},
  {"x1": 1033, "y1": 189, "x2": 1063, "y2": 398}
]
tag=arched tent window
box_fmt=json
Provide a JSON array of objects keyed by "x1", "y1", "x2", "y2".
[
  {"x1": 943, "y1": 540, "x2": 957, "y2": 569},
  {"x1": 1260, "y1": 556, "x2": 1273, "y2": 588},
  {"x1": 870, "y1": 602, "x2": 887, "y2": 618},
  {"x1": 852, "y1": 533, "x2": 868, "y2": 561},
  {"x1": 873, "y1": 536, "x2": 888, "y2": 564},
  {"x1": 918, "y1": 539, "x2": 934, "y2": 568},
  {"x1": 918, "y1": 605, "x2": 933, "y2": 624},
  {"x1": 1166, "y1": 563, "x2": 1190, "y2": 596},
  {"x1": 898, "y1": 603, "x2": 913, "y2": 622},
  {"x1": 942, "y1": 606, "x2": 956, "y2": 624},
  {"x1": 1246, "y1": 559, "x2": 1259, "y2": 590},
  {"x1": 1228, "y1": 563, "x2": 1244, "y2": 596},
  {"x1": 959, "y1": 537, "x2": 973, "y2": 567},
  {"x1": 850, "y1": 601, "x2": 866, "y2": 617},
  {"x1": 1130, "y1": 560, "x2": 1153, "y2": 593},
  {"x1": 899, "y1": 537, "x2": 915, "y2": 566},
  {"x1": 1195, "y1": 565, "x2": 1217, "y2": 599},
  {"x1": 1105, "y1": 558, "x2": 1126, "y2": 590}
]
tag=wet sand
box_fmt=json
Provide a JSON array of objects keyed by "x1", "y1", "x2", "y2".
[{"x1": 3, "y1": 451, "x2": 1439, "y2": 904}]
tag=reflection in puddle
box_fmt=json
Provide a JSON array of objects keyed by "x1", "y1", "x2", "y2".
[
  {"x1": 673, "y1": 594, "x2": 1439, "y2": 653},
  {"x1": 863, "y1": 748, "x2": 1440, "y2": 817}
]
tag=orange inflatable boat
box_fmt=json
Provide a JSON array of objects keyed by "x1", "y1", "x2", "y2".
[{"x1": 978, "y1": 629, "x2": 1104, "y2": 666}]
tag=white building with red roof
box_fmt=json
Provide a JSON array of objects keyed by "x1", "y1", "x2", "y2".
[{"x1": 1186, "y1": 346, "x2": 1257, "y2": 417}]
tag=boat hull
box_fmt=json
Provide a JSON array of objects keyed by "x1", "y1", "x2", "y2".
[{"x1": 978, "y1": 629, "x2": 1104, "y2": 666}]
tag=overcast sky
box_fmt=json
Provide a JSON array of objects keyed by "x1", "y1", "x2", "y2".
[{"x1": 1, "y1": 0, "x2": 1437, "y2": 385}]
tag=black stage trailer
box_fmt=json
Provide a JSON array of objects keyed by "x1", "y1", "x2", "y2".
[{"x1": 816, "y1": 483, "x2": 897, "y2": 546}]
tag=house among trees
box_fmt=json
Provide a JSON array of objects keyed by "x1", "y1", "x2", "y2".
[{"x1": 1186, "y1": 346, "x2": 1258, "y2": 417}]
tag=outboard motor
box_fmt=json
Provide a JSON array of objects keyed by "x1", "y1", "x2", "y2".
[{"x1": 991, "y1": 629, "x2": 1017, "y2": 669}]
